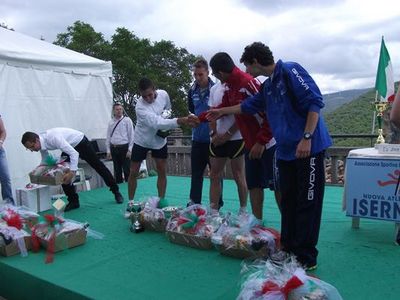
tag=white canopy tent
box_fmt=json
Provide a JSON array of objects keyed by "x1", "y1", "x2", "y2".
[{"x1": 0, "y1": 27, "x2": 113, "y2": 192}]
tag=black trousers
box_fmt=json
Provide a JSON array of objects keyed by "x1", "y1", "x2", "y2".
[
  {"x1": 62, "y1": 137, "x2": 119, "y2": 203},
  {"x1": 110, "y1": 143, "x2": 130, "y2": 183},
  {"x1": 190, "y1": 141, "x2": 222, "y2": 205},
  {"x1": 278, "y1": 151, "x2": 325, "y2": 266}
]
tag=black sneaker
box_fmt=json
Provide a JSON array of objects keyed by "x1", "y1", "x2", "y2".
[
  {"x1": 269, "y1": 250, "x2": 290, "y2": 262},
  {"x1": 65, "y1": 201, "x2": 80, "y2": 212},
  {"x1": 114, "y1": 192, "x2": 124, "y2": 204},
  {"x1": 218, "y1": 199, "x2": 224, "y2": 209},
  {"x1": 186, "y1": 200, "x2": 195, "y2": 207},
  {"x1": 395, "y1": 228, "x2": 400, "y2": 245}
]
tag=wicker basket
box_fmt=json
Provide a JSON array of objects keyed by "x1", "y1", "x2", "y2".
[{"x1": 166, "y1": 231, "x2": 213, "y2": 250}]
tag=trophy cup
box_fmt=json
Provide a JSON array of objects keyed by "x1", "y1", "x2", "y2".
[
  {"x1": 156, "y1": 109, "x2": 172, "y2": 138},
  {"x1": 129, "y1": 201, "x2": 145, "y2": 233},
  {"x1": 375, "y1": 101, "x2": 388, "y2": 144}
]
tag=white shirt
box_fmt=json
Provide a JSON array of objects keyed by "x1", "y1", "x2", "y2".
[
  {"x1": 134, "y1": 90, "x2": 179, "y2": 149},
  {"x1": 208, "y1": 82, "x2": 242, "y2": 141},
  {"x1": 39, "y1": 128, "x2": 84, "y2": 171},
  {"x1": 105, "y1": 116, "x2": 134, "y2": 153}
]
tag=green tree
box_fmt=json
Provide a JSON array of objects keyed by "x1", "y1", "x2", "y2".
[
  {"x1": 54, "y1": 22, "x2": 196, "y2": 130},
  {"x1": 109, "y1": 27, "x2": 152, "y2": 119},
  {"x1": 148, "y1": 40, "x2": 195, "y2": 119},
  {"x1": 110, "y1": 30, "x2": 195, "y2": 124},
  {"x1": 53, "y1": 21, "x2": 110, "y2": 60}
]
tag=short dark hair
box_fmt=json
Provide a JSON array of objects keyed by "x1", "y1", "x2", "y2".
[
  {"x1": 138, "y1": 77, "x2": 154, "y2": 92},
  {"x1": 209, "y1": 52, "x2": 235, "y2": 74},
  {"x1": 21, "y1": 131, "x2": 38, "y2": 145},
  {"x1": 193, "y1": 57, "x2": 208, "y2": 70},
  {"x1": 113, "y1": 102, "x2": 123, "y2": 108},
  {"x1": 240, "y1": 42, "x2": 274, "y2": 66}
]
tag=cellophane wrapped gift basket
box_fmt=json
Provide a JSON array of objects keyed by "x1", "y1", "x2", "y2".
[
  {"x1": 29, "y1": 155, "x2": 70, "y2": 185},
  {"x1": 165, "y1": 204, "x2": 222, "y2": 250},
  {"x1": 237, "y1": 255, "x2": 343, "y2": 300},
  {"x1": 212, "y1": 212, "x2": 280, "y2": 259},
  {"x1": 0, "y1": 204, "x2": 39, "y2": 257},
  {"x1": 125, "y1": 196, "x2": 180, "y2": 232}
]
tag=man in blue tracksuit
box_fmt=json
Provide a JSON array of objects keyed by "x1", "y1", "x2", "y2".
[
  {"x1": 187, "y1": 58, "x2": 222, "y2": 207},
  {"x1": 207, "y1": 42, "x2": 332, "y2": 270}
]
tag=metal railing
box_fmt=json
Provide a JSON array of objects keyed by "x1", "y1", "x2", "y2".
[
  {"x1": 146, "y1": 144, "x2": 357, "y2": 186},
  {"x1": 168, "y1": 134, "x2": 380, "y2": 146}
]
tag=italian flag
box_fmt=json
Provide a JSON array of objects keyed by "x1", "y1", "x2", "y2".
[{"x1": 375, "y1": 36, "x2": 395, "y2": 102}]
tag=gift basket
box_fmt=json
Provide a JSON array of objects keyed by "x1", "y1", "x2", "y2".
[
  {"x1": 139, "y1": 196, "x2": 179, "y2": 232},
  {"x1": 31, "y1": 215, "x2": 89, "y2": 263},
  {"x1": 237, "y1": 255, "x2": 343, "y2": 300},
  {"x1": 0, "y1": 205, "x2": 38, "y2": 257},
  {"x1": 125, "y1": 196, "x2": 179, "y2": 233},
  {"x1": 165, "y1": 204, "x2": 219, "y2": 250},
  {"x1": 29, "y1": 155, "x2": 70, "y2": 185},
  {"x1": 212, "y1": 213, "x2": 280, "y2": 259}
]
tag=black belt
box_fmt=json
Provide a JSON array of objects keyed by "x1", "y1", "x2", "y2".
[{"x1": 110, "y1": 143, "x2": 129, "y2": 148}]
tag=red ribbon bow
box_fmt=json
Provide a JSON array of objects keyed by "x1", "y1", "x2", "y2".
[
  {"x1": 2, "y1": 210, "x2": 23, "y2": 230},
  {"x1": 261, "y1": 275, "x2": 304, "y2": 299}
]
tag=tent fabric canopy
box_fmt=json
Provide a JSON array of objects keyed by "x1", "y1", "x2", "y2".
[
  {"x1": 0, "y1": 27, "x2": 112, "y2": 76},
  {"x1": 0, "y1": 27, "x2": 113, "y2": 192}
]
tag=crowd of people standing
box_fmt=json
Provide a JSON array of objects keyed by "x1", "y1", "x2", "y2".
[{"x1": 4, "y1": 41, "x2": 333, "y2": 271}]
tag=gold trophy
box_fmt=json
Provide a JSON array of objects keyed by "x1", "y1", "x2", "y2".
[{"x1": 375, "y1": 101, "x2": 388, "y2": 144}]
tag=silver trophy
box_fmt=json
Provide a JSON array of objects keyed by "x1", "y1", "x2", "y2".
[
  {"x1": 156, "y1": 109, "x2": 172, "y2": 138},
  {"x1": 128, "y1": 201, "x2": 145, "y2": 233}
]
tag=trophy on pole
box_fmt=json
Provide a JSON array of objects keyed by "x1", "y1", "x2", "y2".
[
  {"x1": 374, "y1": 101, "x2": 388, "y2": 144},
  {"x1": 374, "y1": 36, "x2": 395, "y2": 145}
]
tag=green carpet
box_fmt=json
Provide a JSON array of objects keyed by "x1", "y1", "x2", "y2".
[{"x1": 1, "y1": 176, "x2": 399, "y2": 300}]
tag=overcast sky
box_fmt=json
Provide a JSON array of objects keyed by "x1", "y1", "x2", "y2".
[{"x1": 1, "y1": 0, "x2": 400, "y2": 94}]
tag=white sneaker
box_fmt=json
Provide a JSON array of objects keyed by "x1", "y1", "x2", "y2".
[
  {"x1": 254, "y1": 218, "x2": 264, "y2": 226},
  {"x1": 210, "y1": 208, "x2": 219, "y2": 216},
  {"x1": 238, "y1": 207, "x2": 247, "y2": 216}
]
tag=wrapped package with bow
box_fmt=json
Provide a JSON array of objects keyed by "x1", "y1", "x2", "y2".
[
  {"x1": 32, "y1": 215, "x2": 89, "y2": 263},
  {"x1": 29, "y1": 155, "x2": 70, "y2": 185},
  {"x1": 0, "y1": 206, "x2": 37, "y2": 257},
  {"x1": 165, "y1": 204, "x2": 220, "y2": 249},
  {"x1": 237, "y1": 255, "x2": 343, "y2": 300},
  {"x1": 212, "y1": 213, "x2": 280, "y2": 259}
]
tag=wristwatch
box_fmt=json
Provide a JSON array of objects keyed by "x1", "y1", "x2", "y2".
[{"x1": 303, "y1": 132, "x2": 313, "y2": 140}]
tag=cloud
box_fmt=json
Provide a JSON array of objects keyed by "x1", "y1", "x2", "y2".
[{"x1": 1, "y1": 0, "x2": 400, "y2": 93}]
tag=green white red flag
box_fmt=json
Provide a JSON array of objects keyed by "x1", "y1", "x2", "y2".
[{"x1": 375, "y1": 37, "x2": 395, "y2": 102}]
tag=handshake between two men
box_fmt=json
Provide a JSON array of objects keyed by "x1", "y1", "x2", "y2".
[{"x1": 179, "y1": 109, "x2": 225, "y2": 128}]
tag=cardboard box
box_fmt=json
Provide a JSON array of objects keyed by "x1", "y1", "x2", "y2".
[
  {"x1": 16, "y1": 185, "x2": 52, "y2": 212},
  {"x1": 0, "y1": 236, "x2": 32, "y2": 257},
  {"x1": 40, "y1": 228, "x2": 87, "y2": 253},
  {"x1": 165, "y1": 231, "x2": 213, "y2": 250},
  {"x1": 29, "y1": 172, "x2": 63, "y2": 186}
]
